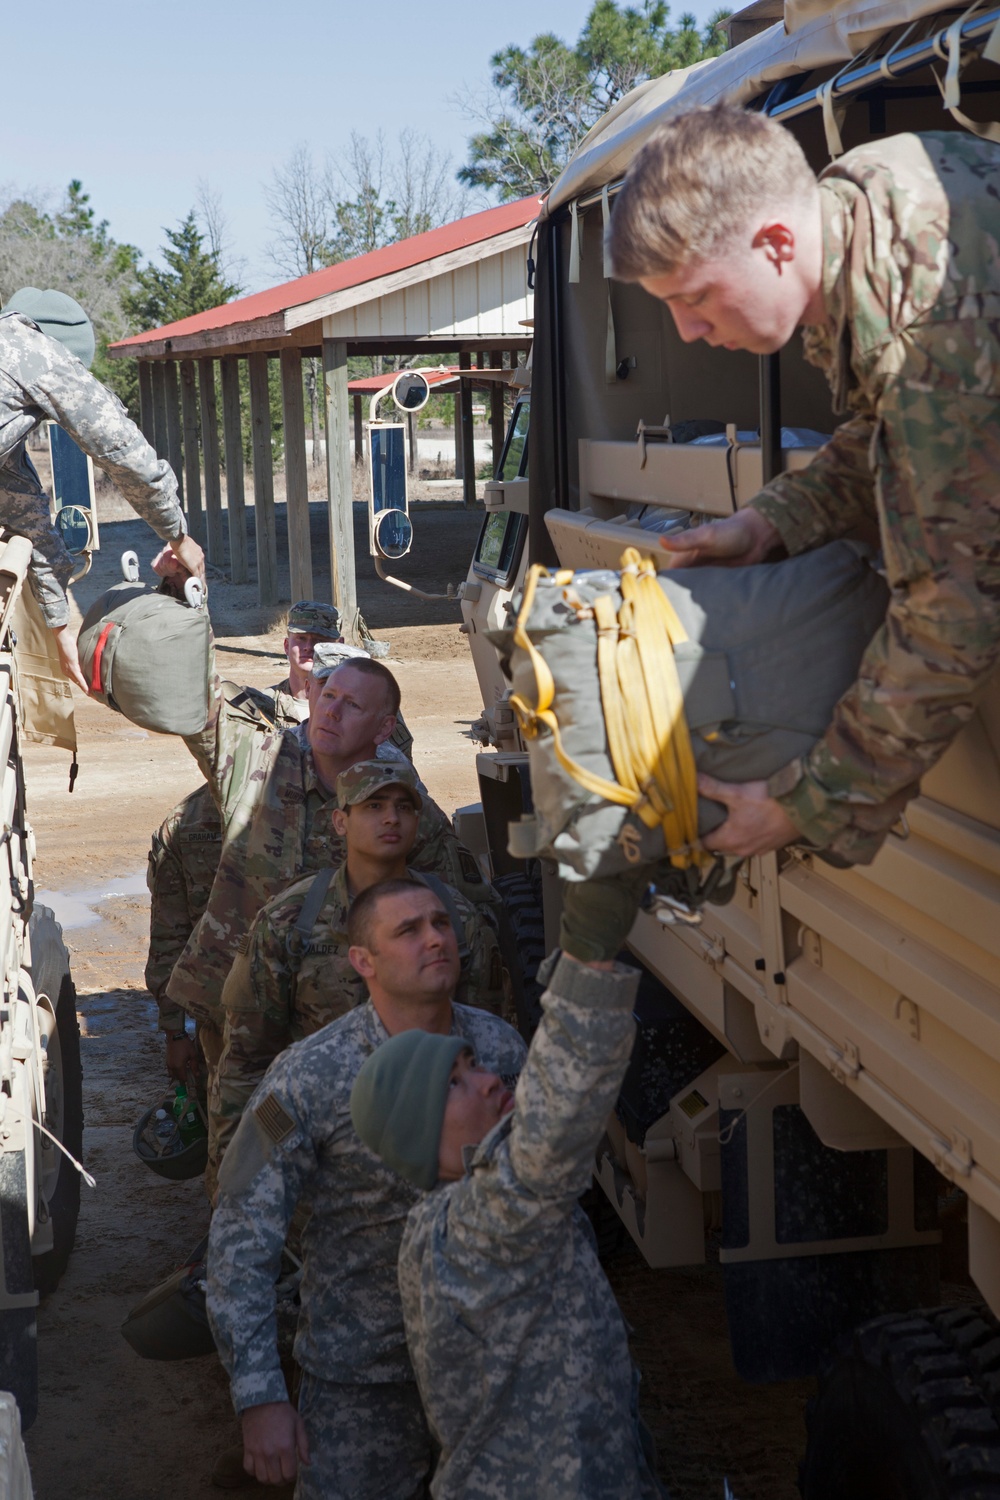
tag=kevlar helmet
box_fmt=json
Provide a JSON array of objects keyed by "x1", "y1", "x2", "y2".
[
  {"x1": 132, "y1": 1091, "x2": 208, "y2": 1181},
  {"x1": 121, "y1": 1253, "x2": 216, "y2": 1360}
]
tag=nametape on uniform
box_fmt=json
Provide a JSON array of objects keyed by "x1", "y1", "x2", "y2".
[{"x1": 254, "y1": 1093, "x2": 296, "y2": 1144}]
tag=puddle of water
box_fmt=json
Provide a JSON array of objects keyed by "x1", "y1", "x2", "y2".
[{"x1": 36, "y1": 870, "x2": 149, "y2": 931}]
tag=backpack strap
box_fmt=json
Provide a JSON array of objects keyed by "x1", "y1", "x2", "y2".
[
  {"x1": 284, "y1": 867, "x2": 335, "y2": 974},
  {"x1": 413, "y1": 872, "x2": 471, "y2": 967}
]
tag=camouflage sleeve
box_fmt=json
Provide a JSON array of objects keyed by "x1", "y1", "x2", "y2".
[
  {"x1": 769, "y1": 382, "x2": 1000, "y2": 863},
  {"x1": 213, "y1": 914, "x2": 296, "y2": 1165},
  {"x1": 749, "y1": 413, "x2": 880, "y2": 555},
  {"x1": 144, "y1": 827, "x2": 193, "y2": 1031},
  {"x1": 0, "y1": 443, "x2": 76, "y2": 628},
  {"x1": 11, "y1": 318, "x2": 186, "y2": 546},
  {"x1": 206, "y1": 1081, "x2": 318, "y2": 1412},
  {"x1": 452, "y1": 892, "x2": 504, "y2": 1017}
]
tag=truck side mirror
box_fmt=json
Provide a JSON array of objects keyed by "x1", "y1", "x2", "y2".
[{"x1": 366, "y1": 370, "x2": 431, "y2": 560}]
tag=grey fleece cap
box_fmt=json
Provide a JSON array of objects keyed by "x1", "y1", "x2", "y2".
[
  {"x1": 5, "y1": 287, "x2": 96, "y2": 368},
  {"x1": 350, "y1": 1030, "x2": 468, "y2": 1190}
]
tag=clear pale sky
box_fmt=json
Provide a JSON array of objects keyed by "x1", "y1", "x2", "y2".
[{"x1": 5, "y1": 0, "x2": 725, "y2": 293}]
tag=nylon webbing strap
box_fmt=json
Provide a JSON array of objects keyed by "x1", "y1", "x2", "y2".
[
  {"x1": 285, "y1": 866, "x2": 335, "y2": 973},
  {"x1": 510, "y1": 549, "x2": 706, "y2": 870}
]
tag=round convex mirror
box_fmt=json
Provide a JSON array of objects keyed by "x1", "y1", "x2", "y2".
[
  {"x1": 391, "y1": 371, "x2": 430, "y2": 412},
  {"x1": 373, "y1": 508, "x2": 413, "y2": 560},
  {"x1": 54, "y1": 504, "x2": 94, "y2": 555}
]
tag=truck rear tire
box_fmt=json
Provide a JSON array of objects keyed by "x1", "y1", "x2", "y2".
[
  {"x1": 0, "y1": 1150, "x2": 38, "y2": 1432},
  {"x1": 31, "y1": 975, "x2": 83, "y2": 1298},
  {"x1": 800, "y1": 1305, "x2": 1000, "y2": 1499},
  {"x1": 494, "y1": 871, "x2": 547, "y2": 1040}
]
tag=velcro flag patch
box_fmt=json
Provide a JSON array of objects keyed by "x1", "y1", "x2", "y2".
[{"x1": 254, "y1": 1093, "x2": 296, "y2": 1145}]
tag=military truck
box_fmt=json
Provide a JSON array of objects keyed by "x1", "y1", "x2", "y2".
[
  {"x1": 0, "y1": 532, "x2": 81, "y2": 1437},
  {"x1": 370, "y1": 2, "x2": 1000, "y2": 1490}
]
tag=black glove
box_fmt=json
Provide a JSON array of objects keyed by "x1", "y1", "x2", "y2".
[{"x1": 559, "y1": 868, "x2": 651, "y2": 963}]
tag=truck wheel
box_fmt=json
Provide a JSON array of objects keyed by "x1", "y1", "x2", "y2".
[
  {"x1": 800, "y1": 1305, "x2": 1000, "y2": 1500},
  {"x1": 494, "y1": 871, "x2": 547, "y2": 1040},
  {"x1": 32, "y1": 975, "x2": 83, "y2": 1298},
  {"x1": 0, "y1": 1149, "x2": 38, "y2": 1431}
]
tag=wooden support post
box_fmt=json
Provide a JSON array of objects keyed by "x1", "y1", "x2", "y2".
[
  {"x1": 180, "y1": 360, "x2": 204, "y2": 545},
  {"x1": 248, "y1": 353, "x2": 278, "y2": 606},
  {"x1": 163, "y1": 360, "x2": 184, "y2": 507},
  {"x1": 323, "y1": 337, "x2": 359, "y2": 639},
  {"x1": 138, "y1": 362, "x2": 155, "y2": 446},
  {"x1": 458, "y1": 351, "x2": 476, "y2": 507},
  {"x1": 353, "y1": 392, "x2": 363, "y2": 468},
  {"x1": 150, "y1": 361, "x2": 168, "y2": 461},
  {"x1": 489, "y1": 351, "x2": 506, "y2": 479},
  {"x1": 280, "y1": 348, "x2": 313, "y2": 604},
  {"x1": 220, "y1": 356, "x2": 249, "y2": 585},
  {"x1": 199, "y1": 359, "x2": 225, "y2": 567}
]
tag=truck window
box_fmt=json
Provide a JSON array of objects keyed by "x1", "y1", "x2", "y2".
[{"x1": 499, "y1": 398, "x2": 530, "y2": 481}]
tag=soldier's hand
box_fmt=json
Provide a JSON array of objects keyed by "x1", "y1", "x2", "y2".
[
  {"x1": 164, "y1": 1033, "x2": 199, "y2": 1083},
  {"x1": 52, "y1": 625, "x2": 89, "y2": 694},
  {"x1": 168, "y1": 534, "x2": 207, "y2": 590},
  {"x1": 241, "y1": 1401, "x2": 310, "y2": 1484},
  {"x1": 559, "y1": 868, "x2": 651, "y2": 965},
  {"x1": 660, "y1": 509, "x2": 782, "y2": 568},
  {"x1": 698, "y1": 774, "x2": 799, "y2": 857}
]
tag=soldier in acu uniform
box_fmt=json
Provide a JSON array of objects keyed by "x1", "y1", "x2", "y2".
[
  {"x1": 206, "y1": 879, "x2": 525, "y2": 1500},
  {"x1": 0, "y1": 287, "x2": 204, "y2": 689},
  {"x1": 213, "y1": 759, "x2": 503, "y2": 1168},
  {"x1": 351, "y1": 914, "x2": 666, "y2": 1498},
  {"x1": 608, "y1": 107, "x2": 1000, "y2": 865}
]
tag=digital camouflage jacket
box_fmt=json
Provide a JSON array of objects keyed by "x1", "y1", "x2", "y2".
[
  {"x1": 205, "y1": 1000, "x2": 526, "y2": 1413},
  {"x1": 0, "y1": 312, "x2": 187, "y2": 627},
  {"x1": 213, "y1": 861, "x2": 504, "y2": 1161},
  {"x1": 750, "y1": 132, "x2": 1000, "y2": 863},
  {"x1": 398, "y1": 953, "x2": 663, "y2": 1499}
]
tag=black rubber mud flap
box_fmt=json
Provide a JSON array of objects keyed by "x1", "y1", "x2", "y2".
[
  {"x1": 800, "y1": 1304, "x2": 1000, "y2": 1500},
  {"x1": 0, "y1": 1149, "x2": 39, "y2": 1430},
  {"x1": 32, "y1": 975, "x2": 84, "y2": 1298}
]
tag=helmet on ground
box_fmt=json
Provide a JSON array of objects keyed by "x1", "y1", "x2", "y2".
[{"x1": 132, "y1": 1091, "x2": 208, "y2": 1181}]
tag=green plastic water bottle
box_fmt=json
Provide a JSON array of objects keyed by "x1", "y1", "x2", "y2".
[{"x1": 172, "y1": 1083, "x2": 205, "y2": 1147}]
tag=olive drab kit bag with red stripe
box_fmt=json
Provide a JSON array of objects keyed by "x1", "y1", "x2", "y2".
[
  {"x1": 77, "y1": 580, "x2": 211, "y2": 736},
  {"x1": 499, "y1": 540, "x2": 889, "y2": 908}
]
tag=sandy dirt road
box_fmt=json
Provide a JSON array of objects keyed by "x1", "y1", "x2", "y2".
[{"x1": 21, "y1": 500, "x2": 808, "y2": 1500}]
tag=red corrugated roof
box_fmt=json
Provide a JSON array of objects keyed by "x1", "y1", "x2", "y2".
[
  {"x1": 347, "y1": 366, "x2": 458, "y2": 394},
  {"x1": 111, "y1": 196, "x2": 541, "y2": 351}
]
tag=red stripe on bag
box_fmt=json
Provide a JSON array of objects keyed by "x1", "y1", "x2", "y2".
[{"x1": 89, "y1": 622, "x2": 115, "y2": 695}]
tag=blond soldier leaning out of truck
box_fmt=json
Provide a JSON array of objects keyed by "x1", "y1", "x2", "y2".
[
  {"x1": 206, "y1": 879, "x2": 525, "y2": 1500},
  {"x1": 608, "y1": 105, "x2": 1000, "y2": 866},
  {"x1": 212, "y1": 758, "x2": 504, "y2": 1169},
  {"x1": 0, "y1": 288, "x2": 204, "y2": 689},
  {"x1": 350, "y1": 867, "x2": 667, "y2": 1500}
]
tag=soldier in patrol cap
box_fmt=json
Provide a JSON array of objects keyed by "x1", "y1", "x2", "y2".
[
  {"x1": 206, "y1": 878, "x2": 525, "y2": 1499},
  {"x1": 212, "y1": 759, "x2": 504, "y2": 1169},
  {"x1": 269, "y1": 600, "x2": 342, "y2": 725},
  {"x1": 0, "y1": 287, "x2": 205, "y2": 690},
  {"x1": 608, "y1": 106, "x2": 1000, "y2": 866}
]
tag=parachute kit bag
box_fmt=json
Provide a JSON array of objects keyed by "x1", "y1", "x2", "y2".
[
  {"x1": 500, "y1": 541, "x2": 889, "y2": 905},
  {"x1": 77, "y1": 580, "x2": 210, "y2": 736}
]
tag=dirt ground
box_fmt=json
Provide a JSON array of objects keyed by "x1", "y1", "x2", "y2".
[{"x1": 21, "y1": 496, "x2": 808, "y2": 1500}]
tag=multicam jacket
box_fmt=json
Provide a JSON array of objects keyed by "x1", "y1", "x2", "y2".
[
  {"x1": 167, "y1": 703, "x2": 495, "y2": 1031},
  {"x1": 145, "y1": 782, "x2": 222, "y2": 1034},
  {"x1": 213, "y1": 862, "x2": 504, "y2": 1160},
  {"x1": 750, "y1": 132, "x2": 1000, "y2": 864},
  {"x1": 398, "y1": 953, "x2": 662, "y2": 1499},
  {"x1": 206, "y1": 1000, "x2": 526, "y2": 1412},
  {"x1": 0, "y1": 311, "x2": 187, "y2": 627}
]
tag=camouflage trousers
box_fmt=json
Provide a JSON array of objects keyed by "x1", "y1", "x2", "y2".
[
  {"x1": 294, "y1": 1375, "x2": 433, "y2": 1500},
  {"x1": 198, "y1": 1020, "x2": 224, "y2": 1202}
]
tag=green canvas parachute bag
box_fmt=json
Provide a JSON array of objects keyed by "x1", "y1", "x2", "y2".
[
  {"x1": 77, "y1": 579, "x2": 211, "y2": 736},
  {"x1": 498, "y1": 540, "x2": 889, "y2": 904}
]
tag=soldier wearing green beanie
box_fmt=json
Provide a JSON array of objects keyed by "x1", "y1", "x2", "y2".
[
  {"x1": 350, "y1": 947, "x2": 668, "y2": 1499},
  {"x1": 0, "y1": 288, "x2": 205, "y2": 689}
]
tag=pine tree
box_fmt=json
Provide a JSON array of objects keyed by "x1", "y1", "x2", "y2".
[{"x1": 126, "y1": 212, "x2": 241, "y2": 329}]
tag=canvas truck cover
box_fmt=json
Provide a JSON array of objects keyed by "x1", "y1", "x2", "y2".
[
  {"x1": 78, "y1": 581, "x2": 210, "y2": 736},
  {"x1": 501, "y1": 541, "x2": 888, "y2": 884}
]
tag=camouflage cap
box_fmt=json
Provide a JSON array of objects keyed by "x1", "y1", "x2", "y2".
[
  {"x1": 337, "y1": 758, "x2": 422, "y2": 811},
  {"x1": 286, "y1": 600, "x2": 342, "y2": 640},
  {"x1": 311, "y1": 640, "x2": 368, "y2": 680}
]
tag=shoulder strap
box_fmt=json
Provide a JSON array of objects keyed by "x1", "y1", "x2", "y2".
[
  {"x1": 284, "y1": 867, "x2": 335, "y2": 973},
  {"x1": 414, "y1": 872, "x2": 470, "y2": 965}
]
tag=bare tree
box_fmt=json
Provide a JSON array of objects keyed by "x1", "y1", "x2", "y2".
[
  {"x1": 195, "y1": 179, "x2": 247, "y2": 288},
  {"x1": 263, "y1": 145, "x2": 332, "y2": 278}
]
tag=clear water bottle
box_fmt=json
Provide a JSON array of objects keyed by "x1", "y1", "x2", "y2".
[{"x1": 153, "y1": 1107, "x2": 174, "y2": 1145}]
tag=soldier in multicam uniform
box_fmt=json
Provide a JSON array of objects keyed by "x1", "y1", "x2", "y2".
[
  {"x1": 206, "y1": 879, "x2": 526, "y2": 1499},
  {"x1": 0, "y1": 287, "x2": 204, "y2": 690},
  {"x1": 608, "y1": 107, "x2": 1000, "y2": 865},
  {"x1": 213, "y1": 759, "x2": 503, "y2": 1167},
  {"x1": 350, "y1": 902, "x2": 666, "y2": 1498}
]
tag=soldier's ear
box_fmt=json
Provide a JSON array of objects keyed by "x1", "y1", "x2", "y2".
[
  {"x1": 373, "y1": 713, "x2": 396, "y2": 747},
  {"x1": 332, "y1": 807, "x2": 349, "y2": 836},
  {"x1": 349, "y1": 943, "x2": 375, "y2": 980}
]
